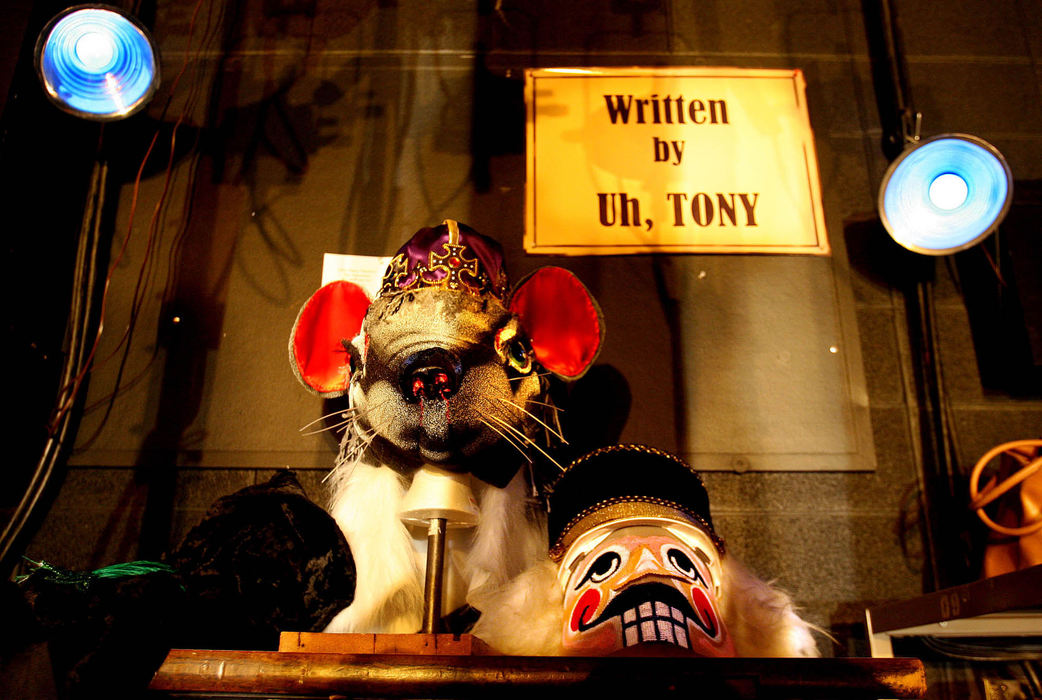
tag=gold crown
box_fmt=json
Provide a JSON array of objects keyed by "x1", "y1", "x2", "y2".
[{"x1": 378, "y1": 219, "x2": 508, "y2": 301}]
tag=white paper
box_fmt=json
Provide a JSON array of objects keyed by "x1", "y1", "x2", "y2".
[{"x1": 321, "y1": 253, "x2": 393, "y2": 299}]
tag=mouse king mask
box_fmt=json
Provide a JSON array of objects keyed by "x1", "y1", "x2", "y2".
[{"x1": 548, "y1": 445, "x2": 735, "y2": 657}]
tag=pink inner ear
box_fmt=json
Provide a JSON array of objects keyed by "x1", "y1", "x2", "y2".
[
  {"x1": 510, "y1": 267, "x2": 603, "y2": 379},
  {"x1": 290, "y1": 280, "x2": 370, "y2": 395}
]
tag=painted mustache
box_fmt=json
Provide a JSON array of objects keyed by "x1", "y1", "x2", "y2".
[{"x1": 577, "y1": 582, "x2": 718, "y2": 649}]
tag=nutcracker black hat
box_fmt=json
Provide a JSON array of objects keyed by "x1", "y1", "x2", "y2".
[{"x1": 547, "y1": 444, "x2": 724, "y2": 562}]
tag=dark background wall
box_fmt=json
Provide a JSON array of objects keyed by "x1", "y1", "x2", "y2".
[{"x1": 3, "y1": 0, "x2": 1040, "y2": 668}]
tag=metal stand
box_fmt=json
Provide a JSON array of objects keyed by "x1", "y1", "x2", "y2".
[{"x1": 421, "y1": 517, "x2": 447, "y2": 634}]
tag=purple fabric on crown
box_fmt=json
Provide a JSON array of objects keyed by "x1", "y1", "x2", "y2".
[{"x1": 383, "y1": 221, "x2": 509, "y2": 301}]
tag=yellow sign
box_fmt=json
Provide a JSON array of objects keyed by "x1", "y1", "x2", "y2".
[{"x1": 524, "y1": 67, "x2": 829, "y2": 255}]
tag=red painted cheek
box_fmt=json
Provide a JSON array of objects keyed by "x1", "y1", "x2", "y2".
[
  {"x1": 690, "y1": 586, "x2": 721, "y2": 640},
  {"x1": 569, "y1": 589, "x2": 601, "y2": 632}
]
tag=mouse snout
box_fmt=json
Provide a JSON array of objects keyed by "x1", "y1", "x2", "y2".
[{"x1": 399, "y1": 348, "x2": 463, "y2": 403}]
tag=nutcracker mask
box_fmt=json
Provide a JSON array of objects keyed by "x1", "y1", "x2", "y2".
[{"x1": 549, "y1": 445, "x2": 735, "y2": 657}]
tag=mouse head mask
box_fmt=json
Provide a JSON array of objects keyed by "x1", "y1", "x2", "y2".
[{"x1": 289, "y1": 220, "x2": 603, "y2": 487}]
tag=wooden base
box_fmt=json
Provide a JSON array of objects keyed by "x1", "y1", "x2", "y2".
[{"x1": 278, "y1": 631, "x2": 494, "y2": 656}]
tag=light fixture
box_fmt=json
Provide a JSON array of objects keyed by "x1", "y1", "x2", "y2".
[
  {"x1": 878, "y1": 134, "x2": 1012, "y2": 255},
  {"x1": 35, "y1": 5, "x2": 159, "y2": 121}
]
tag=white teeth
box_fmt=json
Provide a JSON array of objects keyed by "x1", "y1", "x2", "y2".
[
  {"x1": 677, "y1": 627, "x2": 689, "y2": 648},
  {"x1": 620, "y1": 603, "x2": 692, "y2": 648},
  {"x1": 625, "y1": 626, "x2": 639, "y2": 646}
]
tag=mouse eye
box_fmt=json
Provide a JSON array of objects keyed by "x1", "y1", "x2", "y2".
[
  {"x1": 495, "y1": 326, "x2": 533, "y2": 374},
  {"x1": 506, "y1": 339, "x2": 533, "y2": 374}
]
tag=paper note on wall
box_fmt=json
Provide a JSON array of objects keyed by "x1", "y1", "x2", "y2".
[{"x1": 322, "y1": 253, "x2": 393, "y2": 299}]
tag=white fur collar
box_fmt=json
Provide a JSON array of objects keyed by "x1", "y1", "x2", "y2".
[{"x1": 323, "y1": 461, "x2": 546, "y2": 634}]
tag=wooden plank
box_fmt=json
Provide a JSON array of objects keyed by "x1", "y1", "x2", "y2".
[
  {"x1": 278, "y1": 632, "x2": 493, "y2": 656},
  {"x1": 150, "y1": 649, "x2": 926, "y2": 698}
]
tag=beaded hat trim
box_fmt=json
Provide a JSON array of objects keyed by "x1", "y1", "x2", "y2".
[{"x1": 549, "y1": 495, "x2": 724, "y2": 561}]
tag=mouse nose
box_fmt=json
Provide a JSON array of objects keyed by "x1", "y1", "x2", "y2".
[{"x1": 400, "y1": 348, "x2": 462, "y2": 402}]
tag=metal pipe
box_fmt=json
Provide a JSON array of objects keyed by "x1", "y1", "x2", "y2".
[
  {"x1": 862, "y1": 0, "x2": 967, "y2": 589},
  {"x1": 151, "y1": 650, "x2": 928, "y2": 698},
  {"x1": 421, "y1": 517, "x2": 447, "y2": 634}
]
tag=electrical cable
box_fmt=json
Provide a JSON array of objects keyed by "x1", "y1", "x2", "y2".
[
  {"x1": 1, "y1": 0, "x2": 213, "y2": 578},
  {"x1": 865, "y1": 0, "x2": 971, "y2": 588},
  {"x1": 0, "y1": 160, "x2": 107, "y2": 576},
  {"x1": 50, "y1": 0, "x2": 214, "y2": 437},
  {"x1": 77, "y1": 0, "x2": 221, "y2": 442}
]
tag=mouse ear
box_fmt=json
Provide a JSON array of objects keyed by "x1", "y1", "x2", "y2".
[
  {"x1": 289, "y1": 280, "x2": 371, "y2": 396},
  {"x1": 510, "y1": 267, "x2": 604, "y2": 380}
]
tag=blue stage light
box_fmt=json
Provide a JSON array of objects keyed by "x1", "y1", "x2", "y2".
[
  {"x1": 35, "y1": 6, "x2": 159, "y2": 121},
  {"x1": 878, "y1": 134, "x2": 1012, "y2": 255}
]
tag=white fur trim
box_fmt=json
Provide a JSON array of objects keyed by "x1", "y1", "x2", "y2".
[
  {"x1": 721, "y1": 558, "x2": 820, "y2": 657},
  {"x1": 469, "y1": 558, "x2": 564, "y2": 656},
  {"x1": 324, "y1": 461, "x2": 546, "y2": 635},
  {"x1": 466, "y1": 470, "x2": 547, "y2": 592},
  {"x1": 324, "y1": 462, "x2": 423, "y2": 633},
  {"x1": 470, "y1": 555, "x2": 821, "y2": 658}
]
